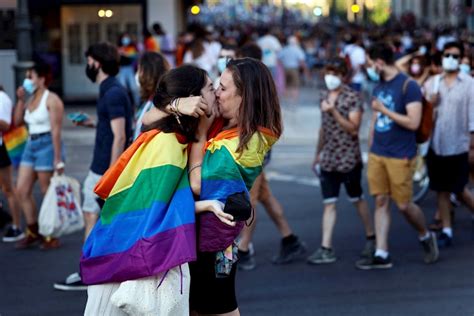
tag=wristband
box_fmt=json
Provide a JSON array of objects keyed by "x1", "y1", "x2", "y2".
[{"x1": 55, "y1": 161, "x2": 65, "y2": 170}]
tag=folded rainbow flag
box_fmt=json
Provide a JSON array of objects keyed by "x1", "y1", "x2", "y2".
[
  {"x1": 198, "y1": 127, "x2": 278, "y2": 252},
  {"x1": 3, "y1": 125, "x2": 28, "y2": 168},
  {"x1": 80, "y1": 130, "x2": 196, "y2": 285}
]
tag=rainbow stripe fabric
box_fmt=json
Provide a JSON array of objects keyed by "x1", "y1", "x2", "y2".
[
  {"x1": 80, "y1": 130, "x2": 196, "y2": 285},
  {"x1": 3, "y1": 125, "x2": 28, "y2": 168},
  {"x1": 198, "y1": 127, "x2": 278, "y2": 252}
]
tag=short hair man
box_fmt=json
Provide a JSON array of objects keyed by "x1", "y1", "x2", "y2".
[{"x1": 357, "y1": 42, "x2": 439, "y2": 270}]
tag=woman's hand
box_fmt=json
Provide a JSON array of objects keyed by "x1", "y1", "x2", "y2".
[
  {"x1": 196, "y1": 108, "x2": 216, "y2": 141},
  {"x1": 207, "y1": 200, "x2": 235, "y2": 227},
  {"x1": 177, "y1": 96, "x2": 209, "y2": 118},
  {"x1": 54, "y1": 159, "x2": 65, "y2": 175}
]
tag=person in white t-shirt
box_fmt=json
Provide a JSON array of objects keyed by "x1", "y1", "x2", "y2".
[
  {"x1": 0, "y1": 86, "x2": 23, "y2": 242},
  {"x1": 257, "y1": 29, "x2": 282, "y2": 78},
  {"x1": 342, "y1": 35, "x2": 366, "y2": 92}
]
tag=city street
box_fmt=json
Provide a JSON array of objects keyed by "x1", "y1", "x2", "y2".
[{"x1": 1, "y1": 87, "x2": 474, "y2": 315}]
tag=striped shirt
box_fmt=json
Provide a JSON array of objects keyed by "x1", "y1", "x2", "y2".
[{"x1": 424, "y1": 72, "x2": 474, "y2": 156}]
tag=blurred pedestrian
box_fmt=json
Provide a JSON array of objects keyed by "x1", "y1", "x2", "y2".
[
  {"x1": 423, "y1": 41, "x2": 474, "y2": 247},
  {"x1": 341, "y1": 34, "x2": 366, "y2": 92},
  {"x1": 152, "y1": 22, "x2": 176, "y2": 67},
  {"x1": 14, "y1": 61, "x2": 65, "y2": 250},
  {"x1": 278, "y1": 36, "x2": 308, "y2": 106},
  {"x1": 143, "y1": 29, "x2": 159, "y2": 53},
  {"x1": 307, "y1": 58, "x2": 375, "y2": 265},
  {"x1": 356, "y1": 43, "x2": 438, "y2": 270},
  {"x1": 257, "y1": 28, "x2": 282, "y2": 78},
  {"x1": 234, "y1": 43, "x2": 306, "y2": 271},
  {"x1": 117, "y1": 32, "x2": 140, "y2": 107},
  {"x1": 0, "y1": 86, "x2": 23, "y2": 242}
]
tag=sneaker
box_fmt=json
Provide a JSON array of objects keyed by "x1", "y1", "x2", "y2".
[
  {"x1": 237, "y1": 250, "x2": 256, "y2": 271},
  {"x1": 53, "y1": 272, "x2": 87, "y2": 291},
  {"x1": 420, "y1": 232, "x2": 439, "y2": 264},
  {"x1": 307, "y1": 247, "x2": 336, "y2": 264},
  {"x1": 16, "y1": 229, "x2": 42, "y2": 249},
  {"x1": 272, "y1": 238, "x2": 307, "y2": 264},
  {"x1": 2, "y1": 226, "x2": 25, "y2": 242},
  {"x1": 360, "y1": 239, "x2": 375, "y2": 259},
  {"x1": 437, "y1": 232, "x2": 453, "y2": 248},
  {"x1": 355, "y1": 255, "x2": 393, "y2": 270},
  {"x1": 40, "y1": 237, "x2": 61, "y2": 250}
]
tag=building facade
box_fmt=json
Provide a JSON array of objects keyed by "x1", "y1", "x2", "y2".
[{"x1": 0, "y1": 0, "x2": 188, "y2": 101}]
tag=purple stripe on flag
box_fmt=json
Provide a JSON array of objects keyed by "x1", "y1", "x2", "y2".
[{"x1": 80, "y1": 223, "x2": 196, "y2": 285}]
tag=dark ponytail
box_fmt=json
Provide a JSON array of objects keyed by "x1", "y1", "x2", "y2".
[{"x1": 142, "y1": 65, "x2": 207, "y2": 142}]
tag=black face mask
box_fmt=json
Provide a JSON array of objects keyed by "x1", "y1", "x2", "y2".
[{"x1": 85, "y1": 64, "x2": 99, "y2": 83}]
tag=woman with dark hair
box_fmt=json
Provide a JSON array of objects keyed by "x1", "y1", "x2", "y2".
[
  {"x1": 81, "y1": 65, "x2": 218, "y2": 316},
  {"x1": 188, "y1": 57, "x2": 282, "y2": 316},
  {"x1": 14, "y1": 61, "x2": 65, "y2": 250}
]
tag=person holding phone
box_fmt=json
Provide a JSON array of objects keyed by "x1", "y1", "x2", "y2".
[
  {"x1": 14, "y1": 60, "x2": 65, "y2": 250},
  {"x1": 307, "y1": 58, "x2": 375, "y2": 265}
]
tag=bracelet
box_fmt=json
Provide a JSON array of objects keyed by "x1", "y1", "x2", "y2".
[
  {"x1": 55, "y1": 161, "x2": 65, "y2": 169},
  {"x1": 176, "y1": 98, "x2": 180, "y2": 115},
  {"x1": 188, "y1": 163, "x2": 202, "y2": 174}
]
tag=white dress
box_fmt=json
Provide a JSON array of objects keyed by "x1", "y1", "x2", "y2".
[{"x1": 84, "y1": 264, "x2": 190, "y2": 316}]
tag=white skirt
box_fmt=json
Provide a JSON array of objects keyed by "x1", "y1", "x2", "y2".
[{"x1": 84, "y1": 264, "x2": 190, "y2": 316}]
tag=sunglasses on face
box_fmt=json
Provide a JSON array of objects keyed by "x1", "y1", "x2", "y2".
[{"x1": 443, "y1": 53, "x2": 460, "y2": 59}]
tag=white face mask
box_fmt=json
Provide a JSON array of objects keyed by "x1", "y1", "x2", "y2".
[
  {"x1": 324, "y1": 74, "x2": 342, "y2": 90},
  {"x1": 135, "y1": 72, "x2": 140, "y2": 87},
  {"x1": 442, "y1": 56, "x2": 459, "y2": 72}
]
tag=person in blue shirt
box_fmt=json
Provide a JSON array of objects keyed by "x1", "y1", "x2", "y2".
[{"x1": 356, "y1": 42, "x2": 439, "y2": 270}]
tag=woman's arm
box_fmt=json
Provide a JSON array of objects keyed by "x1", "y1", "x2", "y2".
[
  {"x1": 195, "y1": 200, "x2": 235, "y2": 226},
  {"x1": 14, "y1": 87, "x2": 26, "y2": 126},
  {"x1": 48, "y1": 93, "x2": 64, "y2": 171}
]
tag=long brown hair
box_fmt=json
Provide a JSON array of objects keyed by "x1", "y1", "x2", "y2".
[
  {"x1": 138, "y1": 52, "x2": 169, "y2": 101},
  {"x1": 226, "y1": 58, "x2": 282, "y2": 152}
]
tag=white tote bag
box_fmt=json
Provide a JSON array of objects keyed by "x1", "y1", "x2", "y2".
[{"x1": 38, "y1": 173, "x2": 84, "y2": 237}]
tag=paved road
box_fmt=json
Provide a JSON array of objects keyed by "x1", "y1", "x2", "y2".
[{"x1": 1, "y1": 89, "x2": 474, "y2": 315}]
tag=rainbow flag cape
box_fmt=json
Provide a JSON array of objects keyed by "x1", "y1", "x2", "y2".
[
  {"x1": 198, "y1": 127, "x2": 278, "y2": 252},
  {"x1": 80, "y1": 130, "x2": 196, "y2": 285},
  {"x1": 3, "y1": 125, "x2": 28, "y2": 168}
]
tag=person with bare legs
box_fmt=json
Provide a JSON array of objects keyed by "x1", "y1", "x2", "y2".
[{"x1": 306, "y1": 58, "x2": 374, "y2": 265}]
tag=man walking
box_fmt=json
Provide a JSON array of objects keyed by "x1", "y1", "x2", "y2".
[
  {"x1": 54, "y1": 42, "x2": 132, "y2": 290},
  {"x1": 423, "y1": 41, "x2": 474, "y2": 247},
  {"x1": 356, "y1": 43, "x2": 438, "y2": 270}
]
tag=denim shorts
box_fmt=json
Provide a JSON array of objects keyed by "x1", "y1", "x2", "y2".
[{"x1": 20, "y1": 133, "x2": 65, "y2": 171}]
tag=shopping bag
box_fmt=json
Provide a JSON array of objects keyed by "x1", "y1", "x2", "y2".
[{"x1": 39, "y1": 174, "x2": 84, "y2": 237}]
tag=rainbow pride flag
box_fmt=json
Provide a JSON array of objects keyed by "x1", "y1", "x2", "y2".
[
  {"x1": 80, "y1": 130, "x2": 196, "y2": 285},
  {"x1": 3, "y1": 125, "x2": 28, "y2": 168},
  {"x1": 198, "y1": 127, "x2": 278, "y2": 252}
]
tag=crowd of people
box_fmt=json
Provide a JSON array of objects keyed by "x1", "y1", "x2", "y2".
[{"x1": 0, "y1": 17, "x2": 473, "y2": 315}]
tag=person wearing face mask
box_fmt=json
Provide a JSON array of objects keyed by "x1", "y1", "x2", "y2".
[
  {"x1": 53, "y1": 42, "x2": 132, "y2": 291},
  {"x1": 307, "y1": 58, "x2": 375, "y2": 265},
  {"x1": 395, "y1": 48, "x2": 431, "y2": 87},
  {"x1": 117, "y1": 33, "x2": 140, "y2": 107},
  {"x1": 460, "y1": 55, "x2": 472, "y2": 76},
  {"x1": 357, "y1": 42, "x2": 439, "y2": 270},
  {"x1": 13, "y1": 61, "x2": 65, "y2": 250},
  {"x1": 422, "y1": 41, "x2": 474, "y2": 248}
]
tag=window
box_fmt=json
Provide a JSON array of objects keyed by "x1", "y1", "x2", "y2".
[
  {"x1": 125, "y1": 22, "x2": 138, "y2": 39},
  {"x1": 107, "y1": 23, "x2": 120, "y2": 46},
  {"x1": 68, "y1": 24, "x2": 82, "y2": 64},
  {"x1": 87, "y1": 23, "x2": 101, "y2": 47}
]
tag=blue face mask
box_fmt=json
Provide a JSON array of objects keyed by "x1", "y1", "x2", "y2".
[
  {"x1": 459, "y1": 64, "x2": 471, "y2": 75},
  {"x1": 366, "y1": 66, "x2": 380, "y2": 82},
  {"x1": 217, "y1": 57, "x2": 228, "y2": 74},
  {"x1": 22, "y1": 78, "x2": 37, "y2": 94},
  {"x1": 121, "y1": 37, "x2": 131, "y2": 46}
]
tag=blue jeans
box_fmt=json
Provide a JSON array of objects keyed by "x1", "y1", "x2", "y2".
[{"x1": 118, "y1": 65, "x2": 140, "y2": 106}]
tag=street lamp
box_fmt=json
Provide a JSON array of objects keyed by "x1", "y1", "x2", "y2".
[{"x1": 13, "y1": 0, "x2": 34, "y2": 92}]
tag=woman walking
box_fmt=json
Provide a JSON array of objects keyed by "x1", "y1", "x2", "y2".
[{"x1": 14, "y1": 61, "x2": 65, "y2": 250}]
